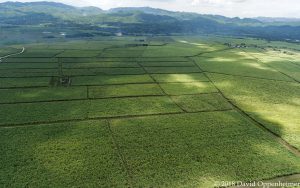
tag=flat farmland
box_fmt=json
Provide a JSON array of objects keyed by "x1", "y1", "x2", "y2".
[{"x1": 0, "y1": 36, "x2": 300, "y2": 187}]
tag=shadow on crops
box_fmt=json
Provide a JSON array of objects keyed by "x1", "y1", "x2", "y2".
[{"x1": 1, "y1": 45, "x2": 300, "y2": 187}]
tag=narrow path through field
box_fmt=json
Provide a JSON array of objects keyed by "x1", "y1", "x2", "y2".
[{"x1": 0, "y1": 47, "x2": 25, "y2": 62}]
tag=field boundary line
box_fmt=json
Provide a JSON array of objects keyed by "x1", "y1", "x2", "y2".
[
  {"x1": 242, "y1": 49, "x2": 300, "y2": 83},
  {"x1": 187, "y1": 56, "x2": 300, "y2": 157},
  {"x1": 0, "y1": 47, "x2": 25, "y2": 62},
  {"x1": 0, "y1": 109, "x2": 233, "y2": 128},
  {"x1": 202, "y1": 71, "x2": 296, "y2": 83},
  {"x1": 106, "y1": 120, "x2": 134, "y2": 188},
  {"x1": 0, "y1": 92, "x2": 221, "y2": 105},
  {"x1": 137, "y1": 48, "x2": 187, "y2": 113},
  {"x1": 0, "y1": 81, "x2": 211, "y2": 90}
]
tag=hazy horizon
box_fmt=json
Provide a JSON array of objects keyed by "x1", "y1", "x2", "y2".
[{"x1": 1, "y1": 0, "x2": 300, "y2": 19}]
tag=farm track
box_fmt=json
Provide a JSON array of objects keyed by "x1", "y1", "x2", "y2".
[
  {"x1": 188, "y1": 57, "x2": 300, "y2": 158},
  {"x1": 0, "y1": 47, "x2": 25, "y2": 62},
  {"x1": 106, "y1": 120, "x2": 134, "y2": 188}
]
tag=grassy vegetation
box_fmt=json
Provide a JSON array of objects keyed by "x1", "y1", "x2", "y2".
[
  {"x1": 159, "y1": 82, "x2": 217, "y2": 95},
  {"x1": 89, "y1": 96, "x2": 183, "y2": 118},
  {"x1": 0, "y1": 36, "x2": 300, "y2": 187},
  {"x1": 110, "y1": 111, "x2": 300, "y2": 187},
  {"x1": 0, "y1": 77, "x2": 51, "y2": 88},
  {"x1": 0, "y1": 100, "x2": 89, "y2": 125},
  {"x1": 89, "y1": 84, "x2": 164, "y2": 98},
  {"x1": 209, "y1": 73, "x2": 300, "y2": 150},
  {"x1": 152, "y1": 73, "x2": 209, "y2": 83},
  {"x1": 144, "y1": 66, "x2": 201, "y2": 74},
  {"x1": 171, "y1": 93, "x2": 232, "y2": 112},
  {"x1": 71, "y1": 75, "x2": 154, "y2": 86},
  {"x1": 0, "y1": 87, "x2": 87, "y2": 103},
  {"x1": 0, "y1": 121, "x2": 129, "y2": 187}
]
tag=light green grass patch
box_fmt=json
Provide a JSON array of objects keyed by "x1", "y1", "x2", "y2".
[
  {"x1": 140, "y1": 61, "x2": 195, "y2": 67},
  {"x1": 2, "y1": 58, "x2": 57, "y2": 63},
  {"x1": 144, "y1": 67, "x2": 200, "y2": 74},
  {"x1": 56, "y1": 50, "x2": 101, "y2": 58},
  {"x1": 89, "y1": 84, "x2": 164, "y2": 98},
  {"x1": 93, "y1": 67, "x2": 145, "y2": 75},
  {"x1": 171, "y1": 93, "x2": 232, "y2": 112},
  {"x1": 194, "y1": 56, "x2": 292, "y2": 81},
  {"x1": 152, "y1": 73, "x2": 209, "y2": 83},
  {"x1": 0, "y1": 121, "x2": 128, "y2": 187},
  {"x1": 209, "y1": 73, "x2": 300, "y2": 150},
  {"x1": 63, "y1": 62, "x2": 139, "y2": 68},
  {"x1": 0, "y1": 63, "x2": 58, "y2": 69},
  {"x1": 160, "y1": 82, "x2": 217, "y2": 95},
  {"x1": 110, "y1": 111, "x2": 300, "y2": 187},
  {"x1": 0, "y1": 77, "x2": 50, "y2": 88},
  {"x1": 89, "y1": 96, "x2": 182, "y2": 118},
  {"x1": 72, "y1": 75, "x2": 154, "y2": 86},
  {"x1": 0, "y1": 87, "x2": 87, "y2": 103},
  {"x1": 0, "y1": 100, "x2": 89, "y2": 126}
]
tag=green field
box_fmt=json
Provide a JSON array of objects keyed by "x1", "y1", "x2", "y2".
[{"x1": 0, "y1": 36, "x2": 300, "y2": 187}]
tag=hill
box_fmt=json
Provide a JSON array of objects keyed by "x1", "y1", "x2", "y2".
[{"x1": 0, "y1": 1, "x2": 300, "y2": 41}]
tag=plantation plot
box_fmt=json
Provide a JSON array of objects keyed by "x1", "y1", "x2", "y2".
[
  {"x1": 159, "y1": 82, "x2": 217, "y2": 95},
  {"x1": 0, "y1": 63, "x2": 58, "y2": 69},
  {"x1": 246, "y1": 50, "x2": 300, "y2": 81},
  {"x1": 137, "y1": 57, "x2": 188, "y2": 62},
  {"x1": 152, "y1": 73, "x2": 209, "y2": 83},
  {"x1": 0, "y1": 87, "x2": 87, "y2": 103},
  {"x1": 0, "y1": 100, "x2": 89, "y2": 126},
  {"x1": 110, "y1": 111, "x2": 300, "y2": 187},
  {"x1": 0, "y1": 68, "x2": 59, "y2": 77},
  {"x1": 56, "y1": 50, "x2": 101, "y2": 58},
  {"x1": 93, "y1": 67, "x2": 146, "y2": 75},
  {"x1": 1, "y1": 36, "x2": 299, "y2": 187},
  {"x1": 140, "y1": 61, "x2": 195, "y2": 67},
  {"x1": 0, "y1": 77, "x2": 51, "y2": 88},
  {"x1": 209, "y1": 73, "x2": 300, "y2": 150},
  {"x1": 100, "y1": 47, "x2": 146, "y2": 58},
  {"x1": 62, "y1": 69, "x2": 96, "y2": 76},
  {"x1": 61, "y1": 57, "x2": 137, "y2": 63},
  {"x1": 88, "y1": 96, "x2": 182, "y2": 118},
  {"x1": 144, "y1": 67, "x2": 201, "y2": 74},
  {"x1": 89, "y1": 84, "x2": 164, "y2": 98},
  {"x1": 63, "y1": 62, "x2": 139, "y2": 68},
  {"x1": 2, "y1": 57, "x2": 57, "y2": 63},
  {"x1": 171, "y1": 93, "x2": 232, "y2": 112},
  {"x1": 193, "y1": 56, "x2": 293, "y2": 81},
  {"x1": 0, "y1": 121, "x2": 128, "y2": 187},
  {"x1": 71, "y1": 75, "x2": 154, "y2": 86},
  {"x1": 142, "y1": 43, "x2": 202, "y2": 57},
  {"x1": 14, "y1": 49, "x2": 63, "y2": 58}
]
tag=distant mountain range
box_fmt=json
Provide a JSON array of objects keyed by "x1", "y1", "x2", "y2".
[{"x1": 1, "y1": 1, "x2": 300, "y2": 41}]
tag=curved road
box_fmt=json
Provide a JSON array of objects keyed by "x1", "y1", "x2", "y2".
[{"x1": 0, "y1": 47, "x2": 25, "y2": 62}]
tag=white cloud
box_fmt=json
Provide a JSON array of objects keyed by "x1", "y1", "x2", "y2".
[{"x1": 0, "y1": 0, "x2": 300, "y2": 18}]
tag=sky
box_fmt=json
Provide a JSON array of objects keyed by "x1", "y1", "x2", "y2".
[{"x1": 1, "y1": 0, "x2": 300, "y2": 18}]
